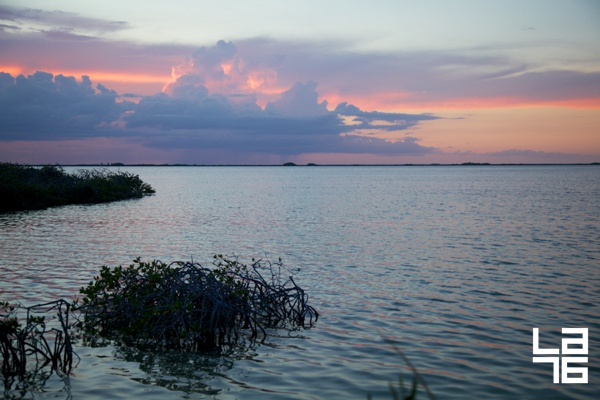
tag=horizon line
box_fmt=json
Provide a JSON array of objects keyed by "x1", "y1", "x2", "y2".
[{"x1": 14, "y1": 162, "x2": 600, "y2": 167}]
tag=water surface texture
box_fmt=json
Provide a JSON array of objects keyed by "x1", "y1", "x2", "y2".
[{"x1": 1, "y1": 165, "x2": 599, "y2": 399}]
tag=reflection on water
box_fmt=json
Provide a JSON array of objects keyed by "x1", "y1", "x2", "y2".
[
  {"x1": 1, "y1": 165, "x2": 599, "y2": 399},
  {"x1": 2, "y1": 369, "x2": 73, "y2": 400},
  {"x1": 116, "y1": 346, "x2": 238, "y2": 395}
]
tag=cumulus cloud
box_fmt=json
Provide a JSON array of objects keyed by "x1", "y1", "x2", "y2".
[
  {"x1": 127, "y1": 105, "x2": 436, "y2": 158},
  {"x1": 125, "y1": 91, "x2": 235, "y2": 130},
  {"x1": 0, "y1": 71, "x2": 128, "y2": 140},
  {"x1": 265, "y1": 81, "x2": 328, "y2": 117},
  {"x1": 163, "y1": 40, "x2": 282, "y2": 103},
  {"x1": 123, "y1": 45, "x2": 440, "y2": 156},
  {"x1": 97, "y1": 39, "x2": 440, "y2": 157},
  {"x1": 163, "y1": 40, "x2": 236, "y2": 94},
  {"x1": 0, "y1": 37, "x2": 448, "y2": 159},
  {"x1": 0, "y1": 44, "x2": 442, "y2": 158}
]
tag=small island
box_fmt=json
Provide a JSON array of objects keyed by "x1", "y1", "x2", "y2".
[{"x1": 0, "y1": 163, "x2": 155, "y2": 212}]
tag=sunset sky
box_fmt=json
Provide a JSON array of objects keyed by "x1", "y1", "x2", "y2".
[{"x1": 1, "y1": 0, "x2": 599, "y2": 164}]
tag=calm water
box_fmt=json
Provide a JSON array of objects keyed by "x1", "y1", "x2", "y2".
[{"x1": 1, "y1": 165, "x2": 599, "y2": 399}]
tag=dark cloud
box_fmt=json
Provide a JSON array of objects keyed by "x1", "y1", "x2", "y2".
[
  {"x1": 0, "y1": 23, "x2": 20, "y2": 32},
  {"x1": 128, "y1": 79, "x2": 342, "y2": 139},
  {"x1": 265, "y1": 81, "x2": 329, "y2": 117},
  {"x1": 0, "y1": 71, "x2": 128, "y2": 140},
  {"x1": 128, "y1": 41, "x2": 439, "y2": 156},
  {"x1": 335, "y1": 102, "x2": 438, "y2": 131},
  {"x1": 135, "y1": 117, "x2": 436, "y2": 156},
  {"x1": 122, "y1": 65, "x2": 439, "y2": 156},
  {"x1": 0, "y1": 64, "x2": 439, "y2": 157},
  {"x1": 125, "y1": 91, "x2": 235, "y2": 130},
  {"x1": 0, "y1": 35, "x2": 453, "y2": 159},
  {"x1": 0, "y1": 5, "x2": 129, "y2": 34}
]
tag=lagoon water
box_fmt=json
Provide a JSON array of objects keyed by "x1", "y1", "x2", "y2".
[{"x1": 1, "y1": 165, "x2": 599, "y2": 399}]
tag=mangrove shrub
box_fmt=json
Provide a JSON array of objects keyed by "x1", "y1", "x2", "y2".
[
  {"x1": 0, "y1": 163, "x2": 155, "y2": 212},
  {"x1": 77, "y1": 255, "x2": 318, "y2": 351}
]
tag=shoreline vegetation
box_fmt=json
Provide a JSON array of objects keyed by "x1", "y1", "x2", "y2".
[{"x1": 0, "y1": 163, "x2": 155, "y2": 213}]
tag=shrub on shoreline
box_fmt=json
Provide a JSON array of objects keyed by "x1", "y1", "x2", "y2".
[{"x1": 0, "y1": 163, "x2": 155, "y2": 212}]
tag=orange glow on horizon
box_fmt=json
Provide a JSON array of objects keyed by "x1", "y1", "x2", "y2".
[
  {"x1": 1, "y1": 65, "x2": 170, "y2": 95},
  {"x1": 322, "y1": 91, "x2": 600, "y2": 113},
  {"x1": 0, "y1": 65, "x2": 25, "y2": 76},
  {"x1": 1, "y1": 65, "x2": 168, "y2": 85},
  {"x1": 409, "y1": 106, "x2": 600, "y2": 156},
  {"x1": 83, "y1": 71, "x2": 168, "y2": 84}
]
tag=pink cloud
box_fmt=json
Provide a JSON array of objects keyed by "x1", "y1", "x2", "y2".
[{"x1": 162, "y1": 40, "x2": 284, "y2": 109}]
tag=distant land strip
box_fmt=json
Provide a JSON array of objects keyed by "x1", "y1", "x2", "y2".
[{"x1": 23, "y1": 162, "x2": 600, "y2": 167}]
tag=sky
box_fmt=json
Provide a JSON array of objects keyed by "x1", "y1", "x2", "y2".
[{"x1": 0, "y1": 0, "x2": 599, "y2": 164}]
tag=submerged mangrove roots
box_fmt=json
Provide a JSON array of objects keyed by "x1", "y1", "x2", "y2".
[
  {"x1": 77, "y1": 255, "x2": 319, "y2": 351},
  {"x1": 1, "y1": 255, "x2": 318, "y2": 377},
  {"x1": 0, "y1": 300, "x2": 77, "y2": 378}
]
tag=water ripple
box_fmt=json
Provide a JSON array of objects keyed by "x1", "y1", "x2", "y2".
[{"x1": 1, "y1": 166, "x2": 599, "y2": 399}]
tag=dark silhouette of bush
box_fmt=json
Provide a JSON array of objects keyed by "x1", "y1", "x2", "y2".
[
  {"x1": 76, "y1": 255, "x2": 318, "y2": 352},
  {"x1": 0, "y1": 163, "x2": 155, "y2": 212},
  {"x1": 1, "y1": 255, "x2": 318, "y2": 378}
]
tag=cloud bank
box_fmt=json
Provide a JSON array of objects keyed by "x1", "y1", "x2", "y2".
[
  {"x1": 0, "y1": 71, "x2": 127, "y2": 140},
  {"x1": 0, "y1": 40, "x2": 440, "y2": 159},
  {"x1": 1, "y1": 7, "x2": 598, "y2": 164}
]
